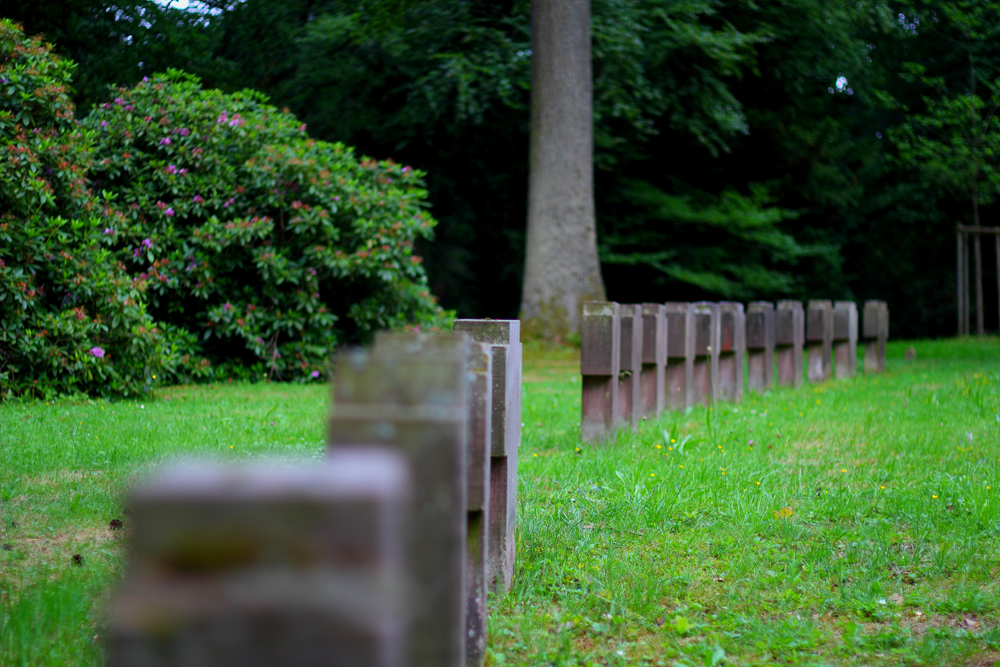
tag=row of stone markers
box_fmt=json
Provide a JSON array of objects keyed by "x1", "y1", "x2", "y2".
[
  {"x1": 581, "y1": 300, "x2": 889, "y2": 442},
  {"x1": 106, "y1": 321, "x2": 523, "y2": 667}
]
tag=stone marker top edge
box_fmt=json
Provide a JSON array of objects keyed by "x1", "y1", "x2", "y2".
[
  {"x1": 692, "y1": 301, "x2": 720, "y2": 314},
  {"x1": 776, "y1": 300, "x2": 803, "y2": 310},
  {"x1": 641, "y1": 303, "x2": 666, "y2": 315},
  {"x1": 747, "y1": 301, "x2": 775, "y2": 313},
  {"x1": 131, "y1": 450, "x2": 409, "y2": 502},
  {"x1": 453, "y1": 319, "x2": 521, "y2": 345},
  {"x1": 807, "y1": 299, "x2": 833, "y2": 309},
  {"x1": 663, "y1": 302, "x2": 692, "y2": 313},
  {"x1": 718, "y1": 301, "x2": 745, "y2": 314},
  {"x1": 834, "y1": 300, "x2": 858, "y2": 311},
  {"x1": 582, "y1": 301, "x2": 619, "y2": 317},
  {"x1": 373, "y1": 331, "x2": 471, "y2": 356}
]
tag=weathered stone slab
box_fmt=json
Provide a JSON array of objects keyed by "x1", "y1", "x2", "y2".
[
  {"x1": 806, "y1": 300, "x2": 834, "y2": 383},
  {"x1": 775, "y1": 301, "x2": 803, "y2": 388},
  {"x1": 833, "y1": 301, "x2": 858, "y2": 379},
  {"x1": 453, "y1": 320, "x2": 521, "y2": 457},
  {"x1": 580, "y1": 302, "x2": 620, "y2": 443},
  {"x1": 107, "y1": 451, "x2": 411, "y2": 667},
  {"x1": 639, "y1": 304, "x2": 667, "y2": 419},
  {"x1": 617, "y1": 304, "x2": 643, "y2": 431},
  {"x1": 863, "y1": 300, "x2": 889, "y2": 373},
  {"x1": 746, "y1": 302, "x2": 775, "y2": 392},
  {"x1": 692, "y1": 302, "x2": 720, "y2": 406},
  {"x1": 452, "y1": 320, "x2": 521, "y2": 596},
  {"x1": 329, "y1": 334, "x2": 469, "y2": 667},
  {"x1": 717, "y1": 302, "x2": 745, "y2": 403},
  {"x1": 462, "y1": 343, "x2": 491, "y2": 667},
  {"x1": 664, "y1": 302, "x2": 694, "y2": 410}
]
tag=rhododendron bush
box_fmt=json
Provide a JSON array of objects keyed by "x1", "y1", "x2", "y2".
[
  {"x1": 0, "y1": 19, "x2": 166, "y2": 398},
  {"x1": 0, "y1": 22, "x2": 448, "y2": 397},
  {"x1": 84, "y1": 69, "x2": 447, "y2": 381}
]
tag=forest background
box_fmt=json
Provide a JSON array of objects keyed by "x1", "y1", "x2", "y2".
[{"x1": 6, "y1": 0, "x2": 999, "y2": 339}]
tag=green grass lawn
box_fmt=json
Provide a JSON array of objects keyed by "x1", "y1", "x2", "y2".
[{"x1": 2, "y1": 338, "x2": 999, "y2": 666}]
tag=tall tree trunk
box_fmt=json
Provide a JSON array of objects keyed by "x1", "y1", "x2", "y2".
[{"x1": 520, "y1": 0, "x2": 605, "y2": 340}]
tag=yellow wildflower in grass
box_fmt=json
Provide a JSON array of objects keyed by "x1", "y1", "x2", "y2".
[{"x1": 932, "y1": 495, "x2": 938, "y2": 499}]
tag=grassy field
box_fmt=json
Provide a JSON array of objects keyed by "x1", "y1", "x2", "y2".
[{"x1": 1, "y1": 338, "x2": 999, "y2": 666}]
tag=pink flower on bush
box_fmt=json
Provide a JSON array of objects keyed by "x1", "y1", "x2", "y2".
[
  {"x1": 311, "y1": 370, "x2": 320, "y2": 378},
  {"x1": 193, "y1": 195, "x2": 204, "y2": 203},
  {"x1": 89, "y1": 347, "x2": 105, "y2": 358},
  {"x1": 159, "y1": 137, "x2": 171, "y2": 145},
  {"x1": 164, "y1": 208, "x2": 174, "y2": 217},
  {"x1": 165, "y1": 164, "x2": 178, "y2": 174}
]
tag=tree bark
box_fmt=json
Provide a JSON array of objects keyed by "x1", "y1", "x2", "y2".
[{"x1": 520, "y1": 0, "x2": 605, "y2": 340}]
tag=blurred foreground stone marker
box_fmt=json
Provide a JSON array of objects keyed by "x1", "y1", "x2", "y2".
[
  {"x1": 107, "y1": 451, "x2": 410, "y2": 667},
  {"x1": 806, "y1": 300, "x2": 833, "y2": 383},
  {"x1": 692, "y1": 302, "x2": 720, "y2": 406},
  {"x1": 717, "y1": 302, "x2": 745, "y2": 403},
  {"x1": 863, "y1": 300, "x2": 889, "y2": 373},
  {"x1": 775, "y1": 301, "x2": 803, "y2": 388},
  {"x1": 664, "y1": 302, "x2": 694, "y2": 410},
  {"x1": 452, "y1": 319, "x2": 521, "y2": 595},
  {"x1": 462, "y1": 342, "x2": 491, "y2": 667},
  {"x1": 746, "y1": 302, "x2": 775, "y2": 393},
  {"x1": 833, "y1": 301, "x2": 858, "y2": 379},
  {"x1": 639, "y1": 304, "x2": 667, "y2": 419},
  {"x1": 329, "y1": 333, "x2": 469, "y2": 667},
  {"x1": 580, "y1": 302, "x2": 620, "y2": 442},
  {"x1": 617, "y1": 304, "x2": 643, "y2": 431}
]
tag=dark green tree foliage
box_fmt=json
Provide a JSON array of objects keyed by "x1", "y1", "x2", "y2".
[
  {"x1": 0, "y1": 0, "x2": 230, "y2": 112},
  {"x1": 84, "y1": 71, "x2": 447, "y2": 380},
  {"x1": 10, "y1": 0, "x2": 1000, "y2": 336},
  {"x1": 0, "y1": 19, "x2": 166, "y2": 397}
]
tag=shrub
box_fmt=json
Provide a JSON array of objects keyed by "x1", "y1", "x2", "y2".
[
  {"x1": 84, "y1": 70, "x2": 449, "y2": 381},
  {"x1": 0, "y1": 19, "x2": 166, "y2": 399}
]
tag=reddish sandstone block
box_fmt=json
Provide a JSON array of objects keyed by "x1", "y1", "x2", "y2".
[
  {"x1": 717, "y1": 302, "x2": 745, "y2": 403},
  {"x1": 329, "y1": 334, "x2": 470, "y2": 667},
  {"x1": 639, "y1": 304, "x2": 667, "y2": 419},
  {"x1": 107, "y1": 451, "x2": 411, "y2": 667},
  {"x1": 833, "y1": 301, "x2": 858, "y2": 379},
  {"x1": 452, "y1": 320, "x2": 522, "y2": 596},
  {"x1": 664, "y1": 303, "x2": 694, "y2": 410},
  {"x1": 617, "y1": 304, "x2": 643, "y2": 431},
  {"x1": 746, "y1": 302, "x2": 775, "y2": 392},
  {"x1": 775, "y1": 301, "x2": 804, "y2": 388},
  {"x1": 580, "y1": 302, "x2": 620, "y2": 443},
  {"x1": 692, "y1": 302, "x2": 720, "y2": 406},
  {"x1": 806, "y1": 300, "x2": 833, "y2": 383}
]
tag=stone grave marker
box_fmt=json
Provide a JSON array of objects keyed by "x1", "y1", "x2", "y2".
[
  {"x1": 328, "y1": 333, "x2": 469, "y2": 667},
  {"x1": 462, "y1": 342, "x2": 491, "y2": 667},
  {"x1": 863, "y1": 300, "x2": 889, "y2": 373},
  {"x1": 692, "y1": 302, "x2": 720, "y2": 406},
  {"x1": 639, "y1": 303, "x2": 667, "y2": 419},
  {"x1": 107, "y1": 451, "x2": 411, "y2": 667},
  {"x1": 775, "y1": 301, "x2": 804, "y2": 388},
  {"x1": 717, "y1": 302, "x2": 745, "y2": 403},
  {"x1": 746, "y1": 302, "x2": 775, "y2": 392},
  {"x1": 617, "y1": 304, "x2": 643, "y2": 431},
  {"x1": 806, "y1": 300, "x2": 834, "y2": 383},
  {"x1": 664, "y1": 302, "x2": 695, "y2": 410},
  {"x1": 833, "y1": 301, "x2": 858, "y2": 379},
  {"x1": 452, "y1": 320, "x2": 522, "y2": 594},
  {"x1": 580, "y1": 302, "x2": 620, "y2": 442}
]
